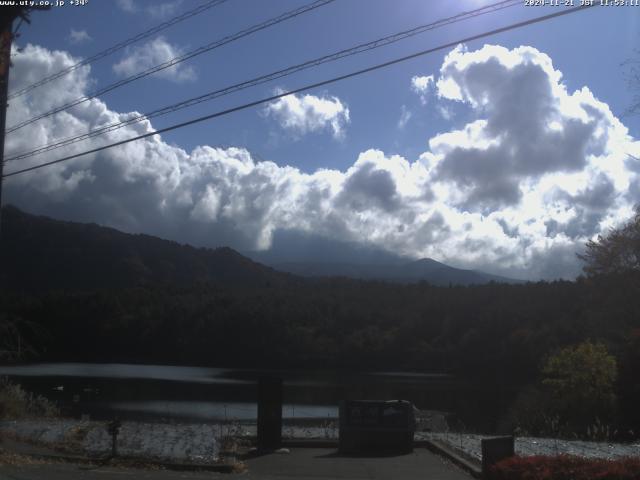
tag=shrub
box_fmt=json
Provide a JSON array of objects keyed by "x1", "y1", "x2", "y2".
[
  {"x1": 502, "y1": 385, "x2": 556, "y2": 437},
  {"x1": 542, "y1": 341, "x2": 617, "y2": 435},
  {"x1": 0, "y1": 377, "x2": 59, "y2": 419},
  {"x1": 491, "y1": 454, "x2": 640, "y2": 480}
]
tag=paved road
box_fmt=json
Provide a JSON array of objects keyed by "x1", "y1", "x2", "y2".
[
  {"x1": 243, "y1": 448, "x2": 470, "y2": 479},
  {"x1": 0, "y1": 448, "x2": 471, "y2": 480}
]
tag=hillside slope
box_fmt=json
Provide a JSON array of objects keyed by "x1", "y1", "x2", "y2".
[{"x1": 0, "y1": 206, "x2": 290, "y2": 290}]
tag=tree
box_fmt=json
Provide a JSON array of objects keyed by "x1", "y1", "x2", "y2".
[
  {"x1": 542, "y1": 341, "x2": 617, "y2": 434},
  {"x1": 578, "y1": 207, "x2": 640, "y2": 276},
  {"x1": 0, "y1": 314, "x2": 40, "y2": 362}
]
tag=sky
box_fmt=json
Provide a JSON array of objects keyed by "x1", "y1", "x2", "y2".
[{"x1": 2, "y1": 0, "x2": 640, "y2": 280}]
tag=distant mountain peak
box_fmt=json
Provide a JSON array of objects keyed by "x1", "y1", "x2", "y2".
[
  {"x1": 269, "y1": 256, "x2": 522, "y2": 286},
  {"x1": 411, "y1": 257, "x2": 440, "y2": 264}
]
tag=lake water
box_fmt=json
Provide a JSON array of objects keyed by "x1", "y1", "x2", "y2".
[{"x1": 0, "y1": 363, "x2": 491, "y2": 427}]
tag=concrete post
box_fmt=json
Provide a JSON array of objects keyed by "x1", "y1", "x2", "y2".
[
  {"x1": 257, "y1": 377, "x2": 282, "y2": 451},
  {"x1": 481, "y1": 435, "x2": 514, "y2": 479}
]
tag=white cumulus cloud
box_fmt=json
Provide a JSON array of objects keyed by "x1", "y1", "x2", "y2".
[
  {"x1": 397, "y1": 105, "x2": 412, "y2": 129},
  {"x1": 116, "y1": 0, "x2": 184, "y2": 19},
  {"x1": 148, "y1": 1, "x2": 184, "y2": 19},
  {"x1": 4, "y1": 43, "x2": 639, "y2": 281},
  {"x1": 263, "y1": 91, "x2": 350, "y2": 140},
  {"x1": 69, "y1": 29, "x2": 91, "y2": 45},
  {"x1": 116, "y1": 0, "x2": 136, "y2": 13},
  {"x1": 411, "y1": 74, "x2": 434, "y2": 105},
  {"x1": 113, "y1": 37, "x2": 196, "y2": 83}
]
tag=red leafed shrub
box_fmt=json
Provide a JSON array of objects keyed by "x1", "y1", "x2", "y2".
[{"x1": 490, "y1": 455, "x2": 640, "y2": 480}]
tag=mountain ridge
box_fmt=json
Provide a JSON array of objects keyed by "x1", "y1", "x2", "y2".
[
  {"x1": 0, "y1": 205, "x2": 291, "y2": 291},
  {"x1": 0, "y1": 205, "x2": 523, "y2": 289},
  {"x1": 271, "y1": 258, "x2": 523, "y2": 286}
]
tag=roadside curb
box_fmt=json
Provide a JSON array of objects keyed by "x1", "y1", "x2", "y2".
[
  {"x1": 1, "y1": 447, "x2": 238, "y2": 472},
  {"x1": 423, "y1": 439, "x2": 482, "y2": 478}
]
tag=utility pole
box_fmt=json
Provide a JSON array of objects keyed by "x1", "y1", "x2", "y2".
[
  {"x1": 0, "y1": 9, "x2": 16, "y2": 242},
  {"x1": 0, "y1": 7, "x2": 48, "y2": 244}
]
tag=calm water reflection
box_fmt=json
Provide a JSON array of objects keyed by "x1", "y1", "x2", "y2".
[{"x1": 0, "y1": 363, "x2": 481, "y2": 425}]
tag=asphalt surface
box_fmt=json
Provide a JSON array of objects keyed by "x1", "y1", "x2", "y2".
[{"x1": 0, "y1": 448, "x2": 471, "y2": 480}]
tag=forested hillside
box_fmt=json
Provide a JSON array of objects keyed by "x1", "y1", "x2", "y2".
[
  {"x1": 1, "y1": 205, "x2": 639, "y2": 436},
  {"x1": 0, "y1": 206, "x2": 292, "y2": 290}
]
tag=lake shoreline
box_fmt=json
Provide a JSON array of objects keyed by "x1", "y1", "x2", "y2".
[{"x1": 0, "y1": 363, "x2": 464, "y2": 427}]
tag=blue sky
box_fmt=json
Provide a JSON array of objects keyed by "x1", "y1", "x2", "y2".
[
  {"x1": 17, "y1": 0, "x2": 640, "y2": 170},
  {"x1": 3, "y1": 0, "x2": 640, "y2": 279}
]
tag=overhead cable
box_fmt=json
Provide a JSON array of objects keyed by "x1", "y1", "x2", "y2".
[
  {"x1": 8, "y1": 0, "x2": 230, "y2": 99},
  {"x1": 2, "y1": 4, "x2": 595, "y2": 179},
  {"x1": 5, "y1": 0, "x2": 520, "y2": 163},
  {"x1": 5, "y1": 0, "x2": 336, "y2": 134}
]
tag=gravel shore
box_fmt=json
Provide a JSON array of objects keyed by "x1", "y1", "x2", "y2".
[
  {"x1": 3, "y1": 419, "x2": 640, "y2": 464},
  {"x1": 417, "y1": 432, "x2": 640, "y2": 462},
  {"x1": 1, "y1": 419, "x2": 222, "y2": 464}
]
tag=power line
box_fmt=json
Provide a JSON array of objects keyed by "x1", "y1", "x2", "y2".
[
  {"x1": 6, "y1": 0, "x2": 518, "y2": 162},
  {"x1": 5, "y1": 0, "x2": 521, "y2": 164},
  {"x1": 2, "y1": 4, "x2": 595, "y2": 179},
  {"x1": 5, "y1": 0, "x2": 336, "y2": 134},
  {"x1": 7, "y1": 0, "x2": 230, "y2": 100}
]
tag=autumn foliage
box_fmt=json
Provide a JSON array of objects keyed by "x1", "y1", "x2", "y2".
[{"x1": 490, "y1": 455, "x2": 640, "y2": 480}]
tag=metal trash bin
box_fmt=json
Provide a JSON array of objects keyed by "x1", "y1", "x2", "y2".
[{"x1": 339, "y1": 400, "x2": 415, "y2": 454}]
